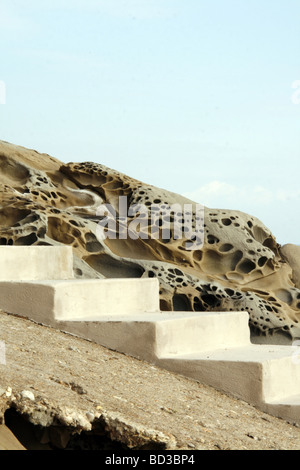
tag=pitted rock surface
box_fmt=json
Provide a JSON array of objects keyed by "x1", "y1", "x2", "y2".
[{"x1": 0, "y1": 140, "x2": 300, "y2": 340}]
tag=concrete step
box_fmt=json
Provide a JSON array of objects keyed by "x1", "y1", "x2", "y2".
[
  {"x1": 0, "y1": 246, "x2": 74, "y2": 281},
  {"x1": 0, "y1": 239, "x2": 299, "y2": 428},
  {"x1": 0, "y1": 278, "x2": 160, "y2": 323},
  {"x1": 52, "y1": 313, "x2": 300, "y2": 425},
  {"x1": 56, "y1": 311, "x2": 251, "y2": 362},
  {"x1": 157, "y1": 345, "x2": 300, "y2": 411},
  {"x1": 262, "y1": 394, "x2": 300, "y2": 424}
]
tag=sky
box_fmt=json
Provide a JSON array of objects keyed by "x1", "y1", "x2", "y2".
[{"x1": 0, "y1": 0, "x2": 299, "y2": 245}]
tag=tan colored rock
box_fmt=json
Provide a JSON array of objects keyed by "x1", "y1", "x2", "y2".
[
  {"x1": 280, "y1": 244, "x2": 300, "y2": 289},
  {"x1": 0, "y1": 140, "x2": 300, "y2": 341}
]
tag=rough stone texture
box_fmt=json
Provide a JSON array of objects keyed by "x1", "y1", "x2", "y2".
[
  {"x1": 0, "y1": 140, "x2": 300, "y2": 340},
  {"x1": 280, "y1": 244, "x2": 300, "y2": 290},
  {"x1": 2, "y1": 310, "x2": 300, "y2": 451}
]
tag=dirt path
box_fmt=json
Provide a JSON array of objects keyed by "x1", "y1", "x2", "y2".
[{"x1": 1, "y1": 310, "x2": 300, "y2": 450}]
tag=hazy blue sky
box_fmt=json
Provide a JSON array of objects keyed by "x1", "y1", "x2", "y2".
[{"x1": 0, "y1": 0, "x2": 299, "y2": 245}]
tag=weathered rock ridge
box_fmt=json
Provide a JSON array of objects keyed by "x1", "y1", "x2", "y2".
[{"x1": 0, "y1": 140, "x2": 300, "y2": 341}]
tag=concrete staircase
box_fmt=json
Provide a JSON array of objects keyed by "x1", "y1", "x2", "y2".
[{"x1": 1, "y1": 246, "x2": 300, "y2": 426}]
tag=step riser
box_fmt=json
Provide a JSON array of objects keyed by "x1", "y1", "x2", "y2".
[
  {"x1": 261, "y1": 402, "x2": 300, "y2": 425},
  {"x1": 55, "y1": 312, "x2": 251, "y2": 362},
  {"x1": 0, "y1": 278, "x2": 160, "y2": 321},
  {"x1": 157, "y1": 357, "x2": 300, "y2": 426},
  {"x1": 53, "y1": 318, "x2": 273, "y2": 409},
  {"x1": 155, "y1": 312, "x2": 250, "y2": 357},
  {"x1": 57, "y1": 320, "x2": 159, "y2": 362},
  {"x1": 262, "y1": 357, "x2": 300, "y2": 402},
  {"x1": 157, "y1": 357, "x2": 264, "y2": 404},
  {"x1": 0, "y1": 284, "x2": 56, "y2": 325},
  {"x1": 53, "y1": 279, "x2": 160, "y2": 320},
  {"x1": 0, "y1": 246, "x2": 74, "y2": 281}
]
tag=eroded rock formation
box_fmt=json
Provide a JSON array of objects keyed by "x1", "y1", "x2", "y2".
[{"x1": 1, "y1": 140, "x2": 300, "y2": 341}]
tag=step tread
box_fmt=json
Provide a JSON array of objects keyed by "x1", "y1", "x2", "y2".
[
  {"x1": 162, "y1": 344, "x2": 297, "y2": 362},
  {"x1": 0, "y1": 246, "x2": 74, "y2": 281},
  {"x1": 0, "y1": 278, "x2": 160, "y2": 321},
  {"x1": 62, "y1": 311, "x2": 247, "y2": 322},
  {"x1": 0, "y1": 278, "x2": 157, "y2": 285},
  {"x1": 60, "y1": 313, "x2": 202, "y2": 322},
  {"x1": 267, "y1": 394, "x2": 300, "y2": 405}
]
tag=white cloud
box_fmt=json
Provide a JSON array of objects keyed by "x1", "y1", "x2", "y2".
[
  {"x1": 185, "y1": 181, "x2": 300, "y2": 245},
  {"x1": 183, "y1": 180, "x2": 300, "y2": 209}
]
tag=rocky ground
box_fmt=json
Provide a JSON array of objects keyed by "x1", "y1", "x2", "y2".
[{"x1": 1, "y1": 310, "x2": 300, "y2": 451}]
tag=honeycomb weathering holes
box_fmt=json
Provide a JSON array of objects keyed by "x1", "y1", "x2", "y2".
[{"x1": 0, "y1": 141, "x2": 300, "y2": 338}]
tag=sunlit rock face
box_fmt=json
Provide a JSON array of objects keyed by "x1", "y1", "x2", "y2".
[{"x1": 1, "y1": 140, "x2": 300, "y2": 342}]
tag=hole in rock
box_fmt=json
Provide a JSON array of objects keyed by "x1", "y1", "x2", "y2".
[
  {"x1": 262, "y1": 237, "x2": 277, "y2": 251},
  {"x1": 0, "y1": 157, "x2": 30, "y2": 185},
  {"x1": 236, "y1": 259, "x2": 256, "y2": 274},
  {"x1": 219, "y1": 244, "x2": 234, "y2": 253},
  {"x1": 172, "y1": 294, "x2": 192, "y2": 311},
  {"x1": 276, "y1": 289, "x2": 293, "y2": 305},
  {"x1": 160, "y1": 299, "x2": 170, "y2": 311},
  {"x1": 258, "y1": 256, "x2": 268, "y2": 267},
  {"x1": 207, "y1": 235, "x2": 219, "y2": 245},
  {"x1": 15, "y1": 233, "x2": 38, "y2": 245},
  {"x1": 174, "y1": 268, "x2": 183, "y2": 276},
  {"x1": 84, "y1": 233, "x2": 103, "y2": 253},
  {"x1": 0, "y1": 208, "x2": 31, "y2": 228},
  {"x1": 225, "y1": 288, "x2": 235, "y2": 297},
  {"x1": 85, "y1": 254, "x2": 145, "y2": 278},
  {"x1": 252, "y1": 289, "x2": 270, "y2": 296},
  {"x1": 192, "y1": 250, "x2": 203, "y2": 262},
  {"x1": 221, "y1": 218, "x2": 232, "y2": 226},
  {"x1": 193, "y1": 297, "x2": 205, "y2": 311},
  {"x1": 201, "y1": 294, "x2": 220, "y2": 308},
  {"x1": 231, "y1": 250, "x2": 244, "y2": 269},
  {"x1": 47, "y1": 218, "x2": 75, "y2": 245}
]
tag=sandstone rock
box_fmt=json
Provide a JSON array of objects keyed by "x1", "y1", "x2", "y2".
[
  {"x1": 0, "y1": 140, "x2": 300, "y2": 340},
  {"x1": 280, "y1": 244, "x2": 300, "y2": 289}
]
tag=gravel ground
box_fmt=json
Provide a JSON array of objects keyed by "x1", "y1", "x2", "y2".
[{"x1": 1, "y1": 310, "x2": 300, "y2": 451}]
